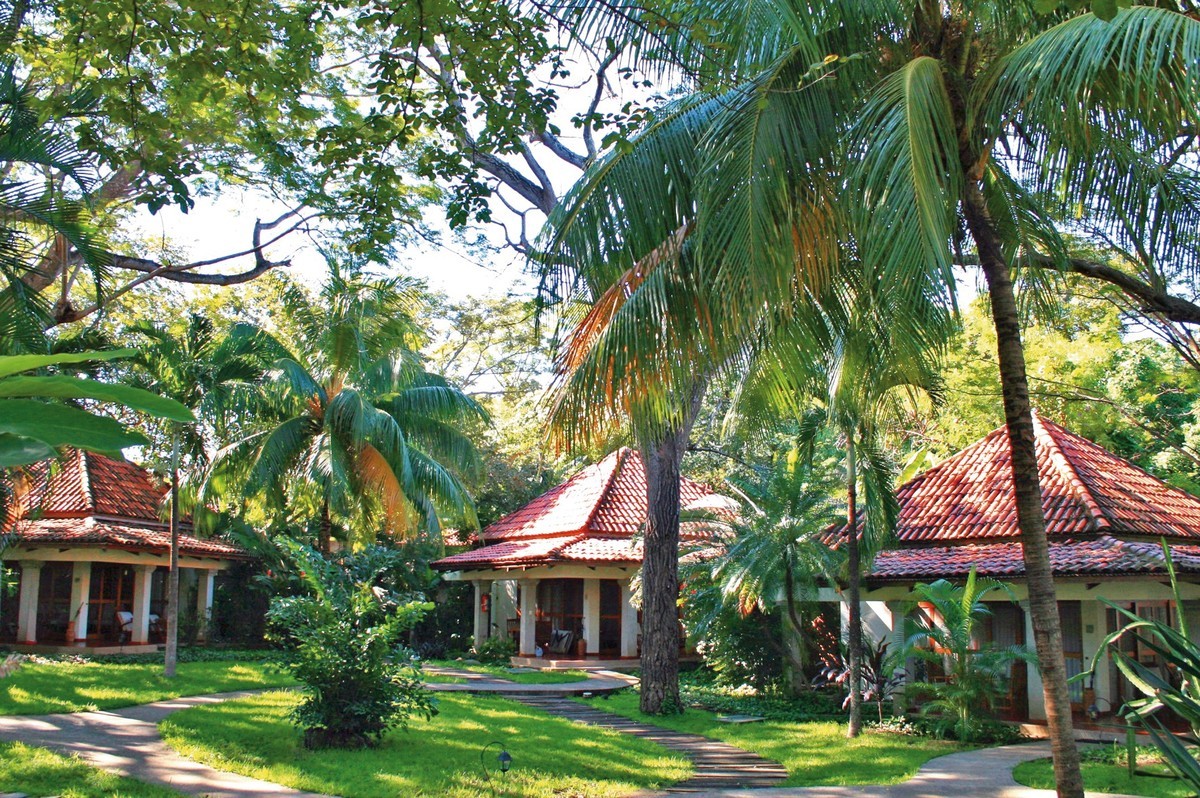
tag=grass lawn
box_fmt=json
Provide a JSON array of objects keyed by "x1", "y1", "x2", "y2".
[
  {"x1": 160, "y1": 689, "x2": 691, "y2": 797},
  {"x1": 0, "y1": 660, "x2": 296, "y2": 715},
  {"x1": 1013, "y1": 757, "x2": 1190, "y2": 797},
  {"x1": 581, "y1": 692, "x2": 964, "y2": 787},
  {"x1": 428, "y1": 660, "x2": 592, "y2": 685},
  {"x1": 0, "y1": 741, "x2": 179, "y2": 797}
]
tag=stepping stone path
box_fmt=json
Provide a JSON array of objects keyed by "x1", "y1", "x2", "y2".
[{"x1": 516, "y1": 695, "x2": 789, "y2": 793}]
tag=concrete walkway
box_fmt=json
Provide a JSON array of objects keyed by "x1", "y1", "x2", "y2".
[
  {"x1": 695, "y1": 742, "x2": 1142, "y2": 798},
  {"x1": 0, "y1": 691, "x2": 329, "y2": 798},
  {"x1": 425, "y1": 665, "x2": 638, "y2": 695}
]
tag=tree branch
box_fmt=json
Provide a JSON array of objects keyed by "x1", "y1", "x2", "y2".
[{"x1": 1027, "y1": 251, "x2": 1200, "y2": 326}]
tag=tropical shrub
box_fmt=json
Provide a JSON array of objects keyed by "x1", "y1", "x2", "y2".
[
  {"x1": 1095, "y1": 543, "x2": 1200, "y2": 790},
  {"x1": 902, "y1": 568, "x2": 1034, "y2": 743},
  {"x1": 266, "y1": 541, "x2": 436, "y2": 749},
  {"x1": 815, "y1": 636, "x2": 907, "y2": 723},
  {"x1": 474, "y1": 636, "x2": 516, "y2": 665}
]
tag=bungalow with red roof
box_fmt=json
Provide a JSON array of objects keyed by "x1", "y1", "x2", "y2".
[
  {"x1": 852, "y1": 415, "x2": 1200, "y2": 723},
  {"x1": 432, "y1": 447, "x2": 724, "y2": 666},
  {"x1": 2, "y1": 449, "x2": 247, "y2": 653}
]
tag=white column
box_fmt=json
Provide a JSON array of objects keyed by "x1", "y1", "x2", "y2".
[
  {"x1": 1081, "y1": 599, "x2": 1111, "y2": 713},
  {"x1": 1021, "y1": 601, "x2": 1047, "y2": 721},
  {"x1": 68, "y1": 561, "x2": 91, "y2": 645},
  {"x1": 195, "y1": 569, "x2": 216, "y2": 643},
  {"x1": 472, "y1": 579, "x2": 492, "y2": 650},
  {"x1": 16, "y1": 561, "x2": 43, "y2": 644},
  {"x1": 582, "y1": 578, "x2": 601, "y2": 655},
  {"x1": 519, "y1": 579, "x2": 539, "y2": 656},
  {"x1": 620, "y1": 578, "x2": 639, "y2": 658},
  {"x1": 885, "y1": 600, "x2": 908, "y2": 711},
  {"x1": 130, "y1": 565, "x2": 155, "y2": 644}
]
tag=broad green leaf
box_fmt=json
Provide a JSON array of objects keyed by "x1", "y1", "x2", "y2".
[
  {"x1": 0, "y1": 376, "x2": 194, "y2": 422},
  {"x1": 0, "y1": 349, "x2": 138, "y2": 379},
  {"x1": 1092, "y1": 0, "x2": 1118, "y2": 20},
  {"x1": 0, "y1": 400, "x2": 148, "y2": 453},
  {"x1": 0, "y1": 433, "x2": 56, "y2": 468}
]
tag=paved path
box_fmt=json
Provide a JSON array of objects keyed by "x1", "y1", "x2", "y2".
[
  {"x1": 516, "y1": 694, "x2": 789, "y2": 793},
  {"x1": 693, "y1": 742, "x2": 1142, "y2": 798},
  {"x1": 425, "y1": 665, "x2": 638, "y2": 695},
  {"x1": 0, "y1": 691, "x2": 329, "y2": 798}
]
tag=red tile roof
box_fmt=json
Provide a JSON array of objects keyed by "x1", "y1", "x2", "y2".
[
  {"x1": 14, "y1": 449, "x2": 245, "y2": 560},
  {"x1": 21, "y1": 449, "x2": 166, "y2": 521},
  {"x1": 433, "y1": 448, "x2": 719, "y2": 570},
  {"x1": 866, "y1": 416, "x2": 1200, "y2": 581},
  {"x1": 890, "y1": 415, "x2": 1200, "y2": 544},
  {"x1": 871, "y1": 536, "x2": 1200, "y2": 581},
  {"x1": 15, "y1": 518, "x2": 247, "y2": 559},
  {"x1": 478, "y1": 448, "x2": 714, "y2": 542}
]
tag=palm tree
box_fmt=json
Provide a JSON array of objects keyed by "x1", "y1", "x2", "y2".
[
  {"x1": 209, "y1": 268, "x2": 486, "y2": 551},
  {"x1": 546, "y1": 1, "x2": 1200, "y2": 788},
  {"x1": 131, "y1": 313, "x2": 278, "y2": 676},
  {"x1": 686, "y1": 451, "x2": 842, "y2": 693}
]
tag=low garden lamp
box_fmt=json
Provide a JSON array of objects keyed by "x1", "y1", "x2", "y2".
[
  {"x1": 481, "y1": 740, "x2": 513, "y2": 795},
  {"x1": 498, "y1": 748, "x2": 513, "y2": 774}
]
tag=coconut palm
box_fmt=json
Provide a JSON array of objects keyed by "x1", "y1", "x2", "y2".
[
  {"x1": 130, "y1": 313, "x2": 278, "y2": 677},
  {"x1": 208, "y1": 268, "x2": 486, "y2": 552},
  {"x1": 547, "y1": 1, "x2": 1200, "y2": 788}
]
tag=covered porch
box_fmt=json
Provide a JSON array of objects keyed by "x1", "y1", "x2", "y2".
[
  {"x1": 450, "y1": 565, "x2": 643, "y2": 667},
  {"x1": 2, "y1": 547, "x2": 229, "y2": 653}
]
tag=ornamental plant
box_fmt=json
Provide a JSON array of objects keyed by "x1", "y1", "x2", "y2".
[
  {"x1": 266, "y1": 540, "x2": 436, "y2": 749},
  {"x1": 902, "y1": 568, "x2": 1034, "y2": 742}
]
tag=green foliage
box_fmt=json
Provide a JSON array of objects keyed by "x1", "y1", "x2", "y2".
[
  {"x1": 675, "y1": 670, "x2": 844, "y2": 722},
  {"x1": 265, "y1": 541, "x2": 437, "y2": 748},
  {"x1": 1095, "y1": 543, "x2": 1200, "y2": 790},
  {"x1": 473, "y1": 635, "x2": 516, "y2": 664},
  {"x1": 207, "y1": 269, "x2": 486, "y2": 545},
  {"x1": 902, "y1": 568, "x2": 1035, "y2": 743}
]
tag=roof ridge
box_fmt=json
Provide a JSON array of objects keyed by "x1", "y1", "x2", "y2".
[
  {"x1": 1033, "y1": 415, "x2": 1111, "y2": 532},
  {"x1": 581, "y1": 447, "x2": 630, "y2": 534},
  {"x1": 77, "y1": 448, "x2": 96, "y2": 513}
]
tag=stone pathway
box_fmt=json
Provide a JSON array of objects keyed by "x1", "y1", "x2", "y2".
[
  {"x1": 425, "y1": 665, "x2": 638, "y2": 695},
  {"x1": 515, "y1": 695, "x2": 790, "y2": 793},
  {"x1": 0, "y1": 691, "x2": 329, "y2": 798},
  {"x1": 694, "y1": 743, "x2": 1142, "y2": 798}
]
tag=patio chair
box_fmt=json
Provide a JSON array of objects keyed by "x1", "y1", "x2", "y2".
[
  {"x1": 116, "y1": 611, "x2": 133, "y2": 644},
  {"x1": 548, "y1": 628, "x2": 574, "y2": 655}
]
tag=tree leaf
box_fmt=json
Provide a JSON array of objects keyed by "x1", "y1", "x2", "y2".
[
  {"x1": 0, "y1": 376, "x2": 194, "y2": 422},
  {"x1": 1092, "y1": 0, "x2": 1118, "y2": 20},
  {"x1": 0, "y1": 400, "x2": 148, "y2": 453},
  {"x1": 0, "y1": 433, "x2": 56, "y2": 468},
  {"x1": 0, "y1": 349, "x2": 138, "y2": 379}
]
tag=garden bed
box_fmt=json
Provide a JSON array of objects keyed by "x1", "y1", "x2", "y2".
[{"x1": 159, "y1": 689, "x2": 691, "y2": 797}]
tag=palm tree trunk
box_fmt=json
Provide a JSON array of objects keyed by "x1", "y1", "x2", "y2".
[
  {"x1": 638, "y1": 379, "x2": 708, "y2": 715},
  {"x1": 845, "y1": 433, "x2": 863, "y2": 738},
  {"x1": 319, "y1": 496, "x2": 332, "y2": 555},
  {"x1": 962, "y1": 183, "x2": 1083, "y2": 798},
  {"x1": 164, "y1": 427, "x2": 180, "y2": 678},
  {"x1": 782, "y1": 561, "x2": 811, "y2": 692}
]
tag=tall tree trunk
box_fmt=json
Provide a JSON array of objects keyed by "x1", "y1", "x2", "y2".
[
  {"x1": 638, "y1": 379, "x2": 707, "y2": 715},
  {"x1": 962, "y1": 183, "x2": 1083, "y2": 798},
  {"x1": 845, "y1": 433, "x2": 863, "y2": 738},
  {"x1": 782, "y1": 561, "x2": 810, "y2": 695},
  {"x1": 164, "y1": 428, "x2": 180, "y2": 678},
  {"x1": 319, "y1": 496, "x2": 332, "y2": 555}
]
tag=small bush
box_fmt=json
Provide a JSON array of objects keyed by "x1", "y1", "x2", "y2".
[
  {"x1": 266, "y1": 542, "x2": 437, "y2": 749},
  {"x1": 672, "y1": 671, "x2": 844, "y2": 722},
  {"x1": 474, "y1": 636, "x2": 516, "y2": 664}
]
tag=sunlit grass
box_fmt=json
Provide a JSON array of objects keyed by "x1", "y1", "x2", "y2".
[
  {"x1": 1014, "y1": 757, "x2": 1190, "y2": 797},
  {"x1": 0, "y1": 741, "x2": 179, "y2": 797},
  {"x1": 161, "y1": 689, "x2": 691, "y2": 797},
  {"x1": 427, "y1": 660, "x2": 592, "y2": 685},
  {"x1": 581, "y1": 692, "x2": 963, "y2": 787},
  {"x1": 0, "y1": 661, "x2": 295, "y2": 715}
]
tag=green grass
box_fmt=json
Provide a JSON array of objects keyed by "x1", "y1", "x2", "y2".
[
  {"x1": 581, "y1": 692, "x2": 964, "y2": 787},
  {"x1": 428, "y1": 661, "x2": 592, "y2": 685},
  {"x1": 1013, "y1": 757, "x2": 1190, "y2": 797},
  {"x1": 160, "y1": 689, "x2": 691, "y2": 797},
  {"x1": 0, "y1": 741, "x2": 180, "y2": 797},
  {"x1": 0, "y1": 660, "x2": 296, "y2": 715}
]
